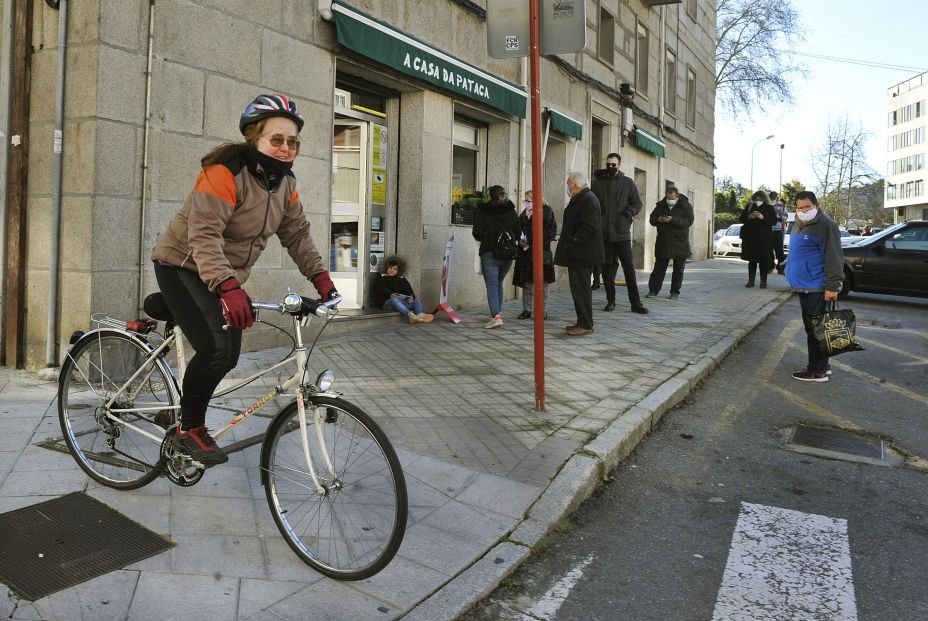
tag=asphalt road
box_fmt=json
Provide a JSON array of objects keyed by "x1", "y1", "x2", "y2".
[{"x1": 462, "y1": 290, "x2": 928, "y2": 621}]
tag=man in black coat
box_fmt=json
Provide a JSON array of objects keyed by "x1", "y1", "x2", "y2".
[
  {"x1": 591, "y1": 152, "x2": 649, "y2": 314},
  {"x1": 554, "y1": 172, "x2": 605, "y2": 336},
  {"x1": 646, "y1": 186, "x2": 694, "y2": 299}
]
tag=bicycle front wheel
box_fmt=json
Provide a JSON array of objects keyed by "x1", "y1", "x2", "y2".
[
  {"x1": 58, "y1": 330, "x2": 173, "y2": 489},
  {"x1": 262, "y1": 396, "x2": 407, "y2": 580}
]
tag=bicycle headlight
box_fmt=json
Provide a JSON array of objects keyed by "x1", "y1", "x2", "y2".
[{"x1": 316, "y1": 370, "x2": 335, "y2": 392}]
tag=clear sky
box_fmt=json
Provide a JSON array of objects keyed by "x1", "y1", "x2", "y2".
[{"x1": 713, "y1": 0, "x2": 928, "y2": 192}]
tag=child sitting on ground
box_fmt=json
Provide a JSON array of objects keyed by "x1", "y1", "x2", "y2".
[{"x1": 372, "y1": 255, "x2": 434, "y2": 324}]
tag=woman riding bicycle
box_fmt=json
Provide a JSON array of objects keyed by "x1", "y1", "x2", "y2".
[{"x1": 151, "y1": 94, "x2": 337, "y2": 466}]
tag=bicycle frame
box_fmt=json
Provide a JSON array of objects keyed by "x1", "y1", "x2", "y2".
[{"x1": 83, "y1": 295, "x2": 341, "y2": 494}]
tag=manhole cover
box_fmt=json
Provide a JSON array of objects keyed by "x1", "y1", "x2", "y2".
[
  {"x1": 0, "y1": 492, "x2": 173, "y2": 600},
  {"x1": 786, "y1": 424, "x2": 903, "y2": 467}
]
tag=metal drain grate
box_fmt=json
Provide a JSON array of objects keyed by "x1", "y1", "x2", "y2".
[
  {"x1": 790, "y1": 425, "x2": 884, "y2": 460},
  {"x1": 0, "y1": 492, "x2": 173, "y2": 601}
]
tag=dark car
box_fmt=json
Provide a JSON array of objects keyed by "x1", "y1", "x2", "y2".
[{"x1": 840, "y1": 220, "x2": 928, "y2": 299}]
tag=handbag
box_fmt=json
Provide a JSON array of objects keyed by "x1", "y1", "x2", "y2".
[
  {"x1": 473, "y1": 242, "x2": 483, "y2": 275},
  {"x1": 810, "y1": 301, "x2": 864, "y2": 358},
  {"x1": 543, "y1": 248, "x2": 554, "y2": 265}
]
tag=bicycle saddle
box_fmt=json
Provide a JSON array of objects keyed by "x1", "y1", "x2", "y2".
[{"x1": 143, "y1": 292, "x2": 174, "y2": 322}]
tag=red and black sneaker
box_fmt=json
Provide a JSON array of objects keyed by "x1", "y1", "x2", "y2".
[{"x1": 177, "y1": 425, "x2": 228, "y2": 465}]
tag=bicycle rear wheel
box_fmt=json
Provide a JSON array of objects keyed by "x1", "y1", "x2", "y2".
[
  {"x1": 58, "y1": 330, "x2": 173, "y2": 489},
  {"x1": 261, "y1": 396, "x2": 407, "y2": 580}
]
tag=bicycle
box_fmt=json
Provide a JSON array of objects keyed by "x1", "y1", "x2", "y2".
[{"x1": 57, "y1": 291, "x2": 407, "y2": 580}]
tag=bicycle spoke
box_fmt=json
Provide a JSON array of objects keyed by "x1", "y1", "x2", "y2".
[
  {"x1": 263, "y1": 397, "x2": 406, "y2": 579},
  {"x1": 59, "y1": 332, "x2": 171, "y2": 489}
]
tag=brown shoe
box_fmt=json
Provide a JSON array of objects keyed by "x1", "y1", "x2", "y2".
[
  {"x1": 631, "y1": 303, "x2": 649, "y2": 314},
  {"x1": 566, "y1": 325, "x2": 593, "y2": 336},
  {"x1": 604, "y1": 301, "x2": 616, "y2": 312}
]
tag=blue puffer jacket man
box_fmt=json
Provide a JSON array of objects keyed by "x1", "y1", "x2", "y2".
[
  {"x1": 785, "y1": 210, "x2": 844, "y2": 292},
  {"x1": 785, "y1": 192, "x2": 845, "y2": 383}
]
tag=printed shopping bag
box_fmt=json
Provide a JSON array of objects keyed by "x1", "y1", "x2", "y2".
[{"x1": 810, "y1": 302, "x2": 864, "y2": 358}]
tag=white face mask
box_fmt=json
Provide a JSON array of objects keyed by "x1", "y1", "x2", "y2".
[
  {"x1": 796, "y1": 208, "x2": 818, "y2": 222},
  {"x1": 754, "y1": 200, "x2": 764, "y2": 207},
  {"x1": 666, "y1": 199, "x2": 677, "y2": 206}
]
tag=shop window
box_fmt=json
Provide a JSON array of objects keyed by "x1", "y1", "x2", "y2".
[
  {"x1": 636, "y1": 22, "x2": 649, "y2": 96},
  {"x1": 451, "y1": 117, "x2": 487, "y2": 225},
  {"x1": 664, "y1": 48, "x2": 677, "y2": 115},
  {"x1": 598, "y1": 6, "x2": 615, "y2": 66}
]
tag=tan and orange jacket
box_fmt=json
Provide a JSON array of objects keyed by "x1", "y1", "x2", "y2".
[{"x1": 152, "y1": 153, "x2": 325, "y2": 291}]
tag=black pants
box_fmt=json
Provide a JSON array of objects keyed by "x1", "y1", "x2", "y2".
[
  {"x1": 592, "y1": 264, "x2": 601, "y2": 286},
  {"x1": 567, "y1": 266, "x2": 593, "y2": 329},
  {"x1": 748, "y1": 261, "x2": 769, "y2": 284},
  {"x1": 602, "y1": 240, "x2": 641, "y2": 305},
  {"x1": 799, "y1": 292, "x2": 827, "y2": 374},
  {"x1": 772, "y1": 230, "x2": 785, "y2": 266},
  {"x1": 153, "y1": 262, "x2": 241, "y2": 429},
  {"x1": 648, "y1": 258, "x2": 686, "y2": 295}
]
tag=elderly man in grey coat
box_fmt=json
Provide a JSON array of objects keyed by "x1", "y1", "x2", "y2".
[{"x1": 554, "y1": 172, "x2": 605, "y2": 336}]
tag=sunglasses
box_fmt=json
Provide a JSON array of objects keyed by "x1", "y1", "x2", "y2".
[{"x1": 263, "y1": 134, "x2": 300, "y2": 150}]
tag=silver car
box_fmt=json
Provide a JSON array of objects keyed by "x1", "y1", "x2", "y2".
[{"x1": 713, "y1": 224, "x2": 742, "y2": 256}]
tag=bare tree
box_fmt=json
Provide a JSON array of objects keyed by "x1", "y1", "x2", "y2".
[
  {"x1": 810, "y1": 116, "x2": 877, "y2": 226},
  {"x1": 715, "y1": 0, "x2": 806, "y2": 116}
]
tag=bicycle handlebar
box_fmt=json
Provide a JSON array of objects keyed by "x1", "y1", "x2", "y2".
[
  {"x1": 253, "y1": 293, "x2": 342, "y2": 318},
  {"x1": 222, "y1": 293, "x2": 342, "y2": 330}
]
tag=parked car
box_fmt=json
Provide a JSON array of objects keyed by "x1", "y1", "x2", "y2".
[
  {"x1": 713, "y1": 224, "x2": 742, "y2": 256},
  {"x1": 840, "y1": 220, "x2": 928, "y2": 299},
  {"x1": 714, "y1": 228, "x2": 727, "y2": 241},
  {"x1": 782, "y1": 212, "x2": 796, "y2": 253},
  {"x1": 840, "y1": 230, "x2": 866, "y2": 246}
]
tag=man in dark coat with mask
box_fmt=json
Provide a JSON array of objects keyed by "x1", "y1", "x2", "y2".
[
  {"x1": 591, "y1": 152, "x2": 648, "y2": 314},
  {"x1": 554, "y1": 172, "x2": 605, "y2": 336},
  {"x1": 646, "y1": 186, "x2": 694, "y2": 299}
]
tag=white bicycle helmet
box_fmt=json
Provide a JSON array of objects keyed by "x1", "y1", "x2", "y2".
[{"x1": 239, "y1": 94, "x2": 304, "y2": 134}]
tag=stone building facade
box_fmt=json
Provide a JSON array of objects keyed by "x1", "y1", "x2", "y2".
[{"x1": 0, "y1": 0, "x2": 715, "y2": 368}]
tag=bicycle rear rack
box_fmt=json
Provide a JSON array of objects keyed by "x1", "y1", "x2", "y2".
[{"x1": 90, "y1": 313, "x2": 130, "y2": 331}]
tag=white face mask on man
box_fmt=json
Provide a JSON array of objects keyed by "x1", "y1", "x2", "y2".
[
  {"x1": 754, "y1": 200, "x2": 764, "y2": 207},
  {"x1": 796, "y1": 208, "x2": 818, "y2": 222}
]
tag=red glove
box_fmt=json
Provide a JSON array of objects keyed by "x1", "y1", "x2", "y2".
[
  {"x1": 217, "y1": 278, "x2": 253, "y2": 330},
  {"x1": 310, "y1": 271, "x2": 338, "y2": 301}
]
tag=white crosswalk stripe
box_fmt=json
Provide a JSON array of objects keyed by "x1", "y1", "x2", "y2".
[{"x1": 712, "y1": 502, "x2": 858, "y2": 621}]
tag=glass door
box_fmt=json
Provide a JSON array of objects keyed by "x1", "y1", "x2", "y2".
[{"x1": 330, "y1": 121, "x2": 368, "y2": 309}]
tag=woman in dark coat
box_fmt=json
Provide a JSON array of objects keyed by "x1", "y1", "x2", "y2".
[
  {"x1": 513, "y1": 190, "x2": 557, "y2": 319},
  {"x1": 646, "y1": 187, "x2": 694, "y2": 299},
  {"x1": 473, "y1": 185, "x2": 520, "y2": 328},
  {"x1": 739, "y1": 190, "x2": 778, "y2": 288}
]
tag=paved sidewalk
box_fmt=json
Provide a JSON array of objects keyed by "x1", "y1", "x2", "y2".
[{"x1": 0, "y1": 259, "x2": 792, "y2": 620}]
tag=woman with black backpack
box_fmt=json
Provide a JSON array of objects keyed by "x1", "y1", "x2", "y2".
[{"x1": 473, "y1": 185, "x2": 520, "y2": 329}]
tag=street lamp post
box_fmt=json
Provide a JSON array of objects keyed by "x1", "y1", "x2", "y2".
[
  {"x1": 778, "y1": 143, "x2": 784, "y2": 195},
  {"x1": 750, "y1": 134, "x2": 774, "y2": 191}
]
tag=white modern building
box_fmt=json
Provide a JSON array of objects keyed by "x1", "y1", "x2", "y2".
[{"x1": 886, "y1": 71, "x2": 928, "y2": 223}]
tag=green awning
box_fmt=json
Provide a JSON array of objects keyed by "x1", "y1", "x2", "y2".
[
  {"x1": 545, "y1": 108, "x2": 582, "y2": 140},
  {"x1": 332, "y1": 2, "x2": 527, "y2": 118},
  {"x1": 633, "y1": 126, "x2": 665, "y2": 157}
]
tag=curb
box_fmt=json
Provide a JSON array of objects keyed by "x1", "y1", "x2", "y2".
[{"x1": 403, "y1": 289, "x2": 793, "y2": 619}]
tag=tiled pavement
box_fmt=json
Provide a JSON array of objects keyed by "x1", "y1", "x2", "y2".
[{"x1": 0, "y1": 258, "x2": 792, "y2": 620}]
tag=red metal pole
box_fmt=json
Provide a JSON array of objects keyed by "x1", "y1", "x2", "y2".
[{"x1": 529, "y1": 0, "x2": 545, "y2": 412}]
